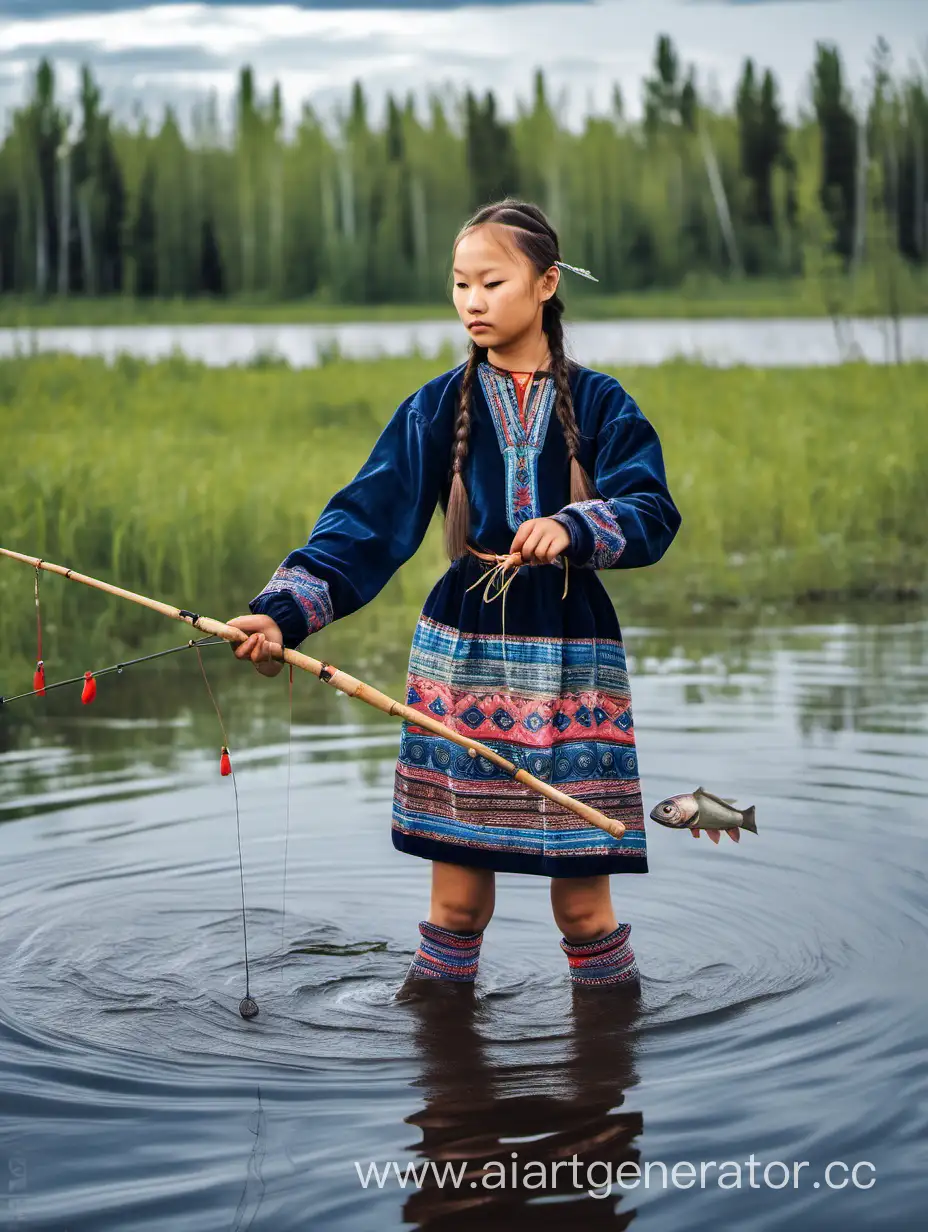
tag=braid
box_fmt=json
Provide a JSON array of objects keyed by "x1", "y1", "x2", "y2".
[
  {"x1": 545, "y1": 300, "x2": 598, "y2": 503},
  {"x1": 443, "y1": 340, "x2": 486, "y2": 560}
]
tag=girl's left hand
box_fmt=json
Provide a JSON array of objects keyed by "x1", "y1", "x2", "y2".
[{"x1": 509, "y1": 517, "x2": 571, "y2": 564}]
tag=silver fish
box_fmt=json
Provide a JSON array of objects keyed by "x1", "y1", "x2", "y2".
[{"x1": 649, "y1": 787, "x2": 757, "y2": 845}]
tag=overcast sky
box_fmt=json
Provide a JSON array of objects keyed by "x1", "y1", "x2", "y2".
[{"x1": 0, "y1": 1, "x2": 923, "y2": 132}]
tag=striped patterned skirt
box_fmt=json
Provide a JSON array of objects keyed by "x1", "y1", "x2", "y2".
[{"x1": 391, "y1": 552, "x2": 647, "y2": 878}]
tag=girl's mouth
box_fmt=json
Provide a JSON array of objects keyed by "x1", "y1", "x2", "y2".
[{"x1": 469, "y1": 322, "x2": 490, "y2": 331}]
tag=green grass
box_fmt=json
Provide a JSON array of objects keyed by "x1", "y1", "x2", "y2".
[
  {"x1": 1, "y1": 269, "x2": 926, "y2": 327},
  {"x1": 0, "y1": 353, "x2": 925, "y2": 680}
]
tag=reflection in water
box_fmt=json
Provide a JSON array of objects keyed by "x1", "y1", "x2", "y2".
[
  {"x1": 231, "y1": 1087, "x2": 267, "y2": 1232},
  {"x1": 401, "y1": 983, "x2": 641, "y2": 1228}
]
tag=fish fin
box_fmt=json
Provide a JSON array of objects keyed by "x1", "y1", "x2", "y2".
[
  {"x1": 727, "y1": 827, "x2": 741, "y2": 843},
  {"x1": 740, "y1": 806, "x2": 757, "y2": 834},
  {"x1": 690, "y1": 828, "x2": 701, "y2": 838},
  {"x1": 706, "y1": 828, "x2": 721, "y2": 844},
  {"x1": 695, "y1": 787, "x2": 737, "y2": 809}
]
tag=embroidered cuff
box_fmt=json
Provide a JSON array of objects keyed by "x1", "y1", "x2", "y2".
[
  {"x1": 551, "y1": 510, "x2": 592, "y2": 566},
  {"x1": 249, "y1": 563, "x2": 334, "y2": 648},
  {"x1": 553, "y1": 501, "x2": 627, "y2": 569}
]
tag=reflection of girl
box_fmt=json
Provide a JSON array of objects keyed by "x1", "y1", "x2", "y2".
[
  {"x1": 400, "y1": 982, "x2": 642, "y2": 1226},
  {"x1": 229, "y1": 200, "x2": 681, "y2": 991}
]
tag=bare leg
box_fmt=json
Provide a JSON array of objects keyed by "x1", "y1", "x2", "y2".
[
  {"x1": 551, "y1": 876, "x2": 639, "y2": 988},
  {"x1": 550, "y1": 875, "x2": 617, "y2": 944},
  {"x1": 429, "y1": 860, "x2": 496, "y2": 934},
  {"x1": 398, "y1": 862, "x2": 495, "y2": 993}
]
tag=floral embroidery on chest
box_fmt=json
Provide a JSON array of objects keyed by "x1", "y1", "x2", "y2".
[{"x1": 477, "y1": 363, "x2": 556, "y2": 533}]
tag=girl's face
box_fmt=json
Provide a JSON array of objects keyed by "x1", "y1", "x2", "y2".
[{"x1": 452, "y1": 224, "x2": 559, "y2": 352}]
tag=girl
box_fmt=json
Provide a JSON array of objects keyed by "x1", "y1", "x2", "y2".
[{"x1": 229, "y1": 199, "x2": 681, "y2": 992}]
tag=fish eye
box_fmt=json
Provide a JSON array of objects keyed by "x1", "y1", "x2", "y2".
[{"x1": 661, "y1": 805, "x2": 673, "y2": 813}]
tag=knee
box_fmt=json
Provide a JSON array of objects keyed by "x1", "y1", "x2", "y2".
[
  {"x1": 552, "y1": 901, "x2": 614, "y2": 944},
  {"x1": 431, "y1": 897, "x2": 493, "y2": 934}
]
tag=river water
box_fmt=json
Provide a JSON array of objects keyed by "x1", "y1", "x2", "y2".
[
  {"x1": 1, "y1": 605, "x2": 925, "y2": 1230},
  {"x1": 1, "y1": 316, "x2": 926, "y2": 368}
]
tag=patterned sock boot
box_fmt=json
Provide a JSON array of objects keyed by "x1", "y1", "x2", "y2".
[
  {"x1": 560, "y1": 922, "x2": 639, "y2": 987},
  {"x1": 407, "y1": 920, "x2": 484, "y2": 982}
]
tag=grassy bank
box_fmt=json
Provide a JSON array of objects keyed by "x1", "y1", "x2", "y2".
[
  {"x1": 0, "y1": 354, "x2": 925, "y2": 677},
  {"x1": 1, "y1": 271, "x2": 927, "y2": 327}
]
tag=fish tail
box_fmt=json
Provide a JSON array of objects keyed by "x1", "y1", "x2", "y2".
[{"x1": 740, "y1": 806, "x2": 758, "y2": 834}]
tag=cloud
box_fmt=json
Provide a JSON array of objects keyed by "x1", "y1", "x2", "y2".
[
  {"x1": 0, "y1": 0, "x2": 921, "y2": 134},
  {"x1": 686, "y1": 1, "x2": 841, "y2": 5},
  {"x1": 3, "y1": 0, "x2": 592, "y2": 14}
]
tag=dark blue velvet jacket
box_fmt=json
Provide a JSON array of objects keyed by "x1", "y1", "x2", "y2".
[{"x1": 250, "y1": 361, "x2": 682, "y2": 648}]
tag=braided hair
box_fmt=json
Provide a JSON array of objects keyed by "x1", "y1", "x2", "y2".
[{"x1": 443, "y1": 198, "x2": 597, "y2": 561}]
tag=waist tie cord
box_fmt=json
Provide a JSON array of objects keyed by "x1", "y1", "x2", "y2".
[{"x1": 463, "y1": 543, "x2": 569, "y2": 675}]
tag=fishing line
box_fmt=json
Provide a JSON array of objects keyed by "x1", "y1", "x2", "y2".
[
  {"x1": 193, "y1": 643, "x2": 258, "y2": 1022},
  {"x1": 0, "y1": 637, "x2": 225, "y2": 705},
  {"x1": 280, "y1": 664, "x2": 294, "y2": 990},
  {"x1": 33, "y1": 564, "x2": 46, "y2": 696}
]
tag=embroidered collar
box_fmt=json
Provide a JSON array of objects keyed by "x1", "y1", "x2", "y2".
[
  {"x1": 477, "y1": 362, "x2": 557, "y2": 533},
  {"x1": 477, "y1": 362, "x2": 554, "y2": 447}
]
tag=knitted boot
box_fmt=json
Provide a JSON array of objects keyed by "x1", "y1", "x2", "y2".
[
  {"x1": 407, "y1": 919, "x2": 484, "y2": 982},
  {"x1": 560, "y1": 922, "x2": 639, "y2": 987}
]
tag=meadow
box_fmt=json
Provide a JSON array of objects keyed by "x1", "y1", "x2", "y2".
[{"x1": 1, "y1": 352, "x2": 925, "y2": 681}]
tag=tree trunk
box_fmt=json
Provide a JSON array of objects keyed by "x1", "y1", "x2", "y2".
[
  {"x1": 913, "y1": 120, "x2": 925, "y2": 259},
  {"x1": 36, "y1": 196, "x2": 48, "y2": 295},
  {"x1": 410, "y1": 173, "x2": 429, "y2": 286},
  {"x1": 698, "y1": 124, "x2": 742, "y2": 276},
  {"x1": 270, "y1": 149, "x2": 284, "y2": 297},
  {"x1": 850, "y1": 111, "x2": 868, "y2": 278},
  {"x1": 58, "y1": 148, "x2": 71, "y2": 295},
  {"x1": 77, "y1": 183, "x2": 96, "y2": 295},
  {"x1": 339, "y1": 149, "x2": 356, "y2": 241}
]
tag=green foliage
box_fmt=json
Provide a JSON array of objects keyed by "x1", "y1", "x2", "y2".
[
  {"x1": 1, "y1": 36, "x2": 925, "y2": 307},
  {"x1": 1, "y1": 355, "x2": 925, "y2": 677}
]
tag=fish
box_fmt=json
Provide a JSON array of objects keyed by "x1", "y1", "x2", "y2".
[{"x1": 649, "y1": 787, "x2": 757, "y2": 845}]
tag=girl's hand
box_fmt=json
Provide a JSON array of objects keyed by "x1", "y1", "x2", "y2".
[
  {"x1": 226, "y1": 614, "x2": 285, "y2": 677},
  {"x1": 509, "y1": 517, "x2": 571, "y2": 564}
]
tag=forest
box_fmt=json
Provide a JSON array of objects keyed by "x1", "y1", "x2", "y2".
[{"x1": 0, "y1": 33, "x2": 925, "y2": 306}]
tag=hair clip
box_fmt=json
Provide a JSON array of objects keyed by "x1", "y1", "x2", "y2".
[{"x1": 555, "y1": 260, "x2": 599, "y2": 283}]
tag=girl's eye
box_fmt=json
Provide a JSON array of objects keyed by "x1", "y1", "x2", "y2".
[{"x1": 486, "y1": 281, "x2": 502, "y2": 288}]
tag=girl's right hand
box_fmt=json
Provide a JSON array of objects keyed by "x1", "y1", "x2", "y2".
[{"x1": 226, "y1": 614, "x2": 285, "y2": 677}]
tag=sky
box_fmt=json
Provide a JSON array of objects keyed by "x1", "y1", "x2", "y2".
[{"x1": 0, "y1": 0, "x2": 923, "y2": 132}]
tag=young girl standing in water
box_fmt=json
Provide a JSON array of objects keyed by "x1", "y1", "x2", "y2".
[{"x1": 229, "y1": 200, "x2": 681, "y2": 992}]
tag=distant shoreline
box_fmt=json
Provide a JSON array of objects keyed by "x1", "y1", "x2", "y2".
[{"x1": 2, "y1": 275, "x2": 927, "y2": 328}]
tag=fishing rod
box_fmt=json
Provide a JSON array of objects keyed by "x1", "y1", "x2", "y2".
[
  {"x1": 1, "y1": 545, "x2": 630, "y2": 1019},
  {"x1": 0, "y1": 546, "x2": 628, "y2": 842}
]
